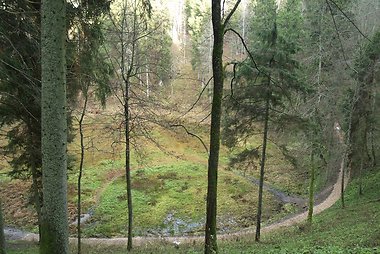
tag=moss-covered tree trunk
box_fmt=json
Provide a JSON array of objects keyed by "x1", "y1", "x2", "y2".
[
  {"x1": 0, "y1": 201, "x2": 5, "y2": 254},
  {"x1": 205, "y1": 2, "x2": 240, "y2": 252},
  {"x1": 40, "y1": 0, "x2": 69, "y2": 253},
  {"x1": 205, "y1": 1, "x2": 223, "y2": 253}
]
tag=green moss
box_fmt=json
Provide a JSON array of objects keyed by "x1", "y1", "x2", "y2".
[{"x1": 81, "y1": 162, "x2": 276, "y2": 237}]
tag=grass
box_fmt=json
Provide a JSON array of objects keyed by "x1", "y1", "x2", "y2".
[
  {"x1": 227, "y1": 134, "x2": 310, "y2": 196},
  {"x1": 81, "y1": 162, "x2": 277, "y2": 237},
  {"x1": 8, "y1": 166, "x2": 380, "y2": 253}
]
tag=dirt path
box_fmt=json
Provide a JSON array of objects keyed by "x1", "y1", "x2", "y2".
[{"x1": 16, "y1": 157, "x2": 348, "y2": 247}]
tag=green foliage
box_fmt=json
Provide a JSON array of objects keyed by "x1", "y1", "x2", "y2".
[
  {"x1": 348, "y1": 30, "x2": 380, "y2": 173},
  {"x1": 139, "y1": 9, "x2": 173, "y2": 84},
  {"x1": 354, "y1": 31, "x2": 380, "y2": 81},
  {"x1": 185, "y1": 0, "x2": 211, "y2": 70},
  {"x1": 0, "y1": 0, "x2": 112, "y2": 186},
  {"x1": 223, "y1": 0, "x2": 306, "y2": 168}
]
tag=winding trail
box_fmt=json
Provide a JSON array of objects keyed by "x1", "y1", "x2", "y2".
[{"x1": 10, "y1": 156, "x2": 348, "y2": 247}]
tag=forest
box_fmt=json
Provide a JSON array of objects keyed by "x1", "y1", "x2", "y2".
[{"x1": 0, "y1": 0, "x2": 379, "y2": 253}]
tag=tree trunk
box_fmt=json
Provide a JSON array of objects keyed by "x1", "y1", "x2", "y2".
[
  {"x1": 77, "y1": 86, "x2": 88, "y2": 254},
  {"x1": 205, "y1": 1, "x2": 223, "y2": 253},
  {"x1": 359, "y1": 159, "x2": 363, "y2": 195},
  {"x1": 341, "y1": 156, "x2": 346, "y2": 209},
  {"x1": 125, "y1": 97, "x2": 133, "y2": 251},
  {"x1": 0, "y1": 201, "x2": 5, "y2": 254},
  {"x1": 30, "y1": 161, "x2": 42, "y2": 241},
  {"x1": 255, "y1": 16, "x2": 276, "y2": 241},
  {"x1": 307, "y1": 151, "x2": 316, "y2": 225},
  {"x1": 40, "y1": 0, "x2": 69, "y2": 253},
  {"x1": 370, "y1": 89, "x2": 376, "y2": 166},
  {"x1": 255, "y1": 93, "x2": 270, "y2": 242}
]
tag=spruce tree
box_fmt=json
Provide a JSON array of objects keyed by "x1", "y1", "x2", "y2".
[
  {"x1": 40, "y1": 0, "x2": 69, "y2": 252},
  {"x1": 223, "y1": 0, "x2": 305, "y2": 241}
]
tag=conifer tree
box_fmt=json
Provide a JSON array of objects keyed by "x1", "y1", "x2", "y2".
[
  {"x1": 40, "y1": 0, "x2": 68, "y2": 252},
  {"x1": 223, "y1": 0, "x2": 305, "y2": 241}
]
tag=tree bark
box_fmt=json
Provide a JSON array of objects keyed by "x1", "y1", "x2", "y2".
[
  {"x1": 341, "y1": 156, "x2": 346, "y2": 209},
  {"x1": 77, "y1": 85, "x2": 88, "y2": 254},
  {"x1": 40, "y1": 0, "x2": 69, "y2": 253},
  {"x1": 125, "y1": 94, "x2": 133, "y2": 251},
  {"x1": 255, "y1": 92, "x2": 270, "y2": 242},
  {"x1": 359, "y1": 159, "x2": 363, "y2": 195},
  {"x1": 307, "y1": 151, "x2": 316, "y2": 225},
  {"x1": 204, "y1": 1, "x2": 223, "y2": 253},
  {"x1": 30, "y1": 160, "x2": 42, "y2": 241},
  {"x1": 0, "y1": 201, "x2": 5, "y2": 254}
]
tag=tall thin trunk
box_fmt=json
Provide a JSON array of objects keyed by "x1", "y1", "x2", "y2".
[
  {"x1": 341, "y1": 156, "x2": 346, "y2": 208},
  {"x1": 0, "y1": 201, "x2": 5, "y2": 254},
  {"x1": 205, "y1": 1, "x2": 223, "y2": 253},
  {"x1": 308, "y1": 8, "x2": 323, "y2": 225},
  {"x1": 358, "y1": 159, "x2": 363, "y2": 195},
  {"x1": 307, "y1": 151, "x2": 316, "y2": 225},
  {"x1": 255, "y1": 93, "x2": 270, "y2": 242},
  {"x1": 255, "y1": 16, "x2": 276, "y2": 241},
  {"x1": 123, "y1": 2, "x2": 137, "y2": 250},
  {"x1": 30, "y1": 161, "x2": 42, "y2": 240},
  {"x1": 370, "y1": 89, "x2": 376, "y2": 166},
  {"x1": 77, "y1": 87, "x2": 88, "y2": 254},
  {"x1": 125, "y1": 92, "x2": 133, "y2": 251},
  {"x1": 146, "y1": 64, "x2": 149, "y2": 98},
  {"x1": 40, "y1": 0, "x2": 69, "y2": 252}
]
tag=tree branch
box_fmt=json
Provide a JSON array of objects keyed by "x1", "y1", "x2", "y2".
[
  {"x1": 180, "y1": 76, "x2": 213, "y2": 118},
  {"x1": 328, "y1": 0, "x2": 372, "y2": 42},
  {"x1": 325, "y1": 0, "x2": 358, "y2": 74},
  {"x1": 223, "y1": 0, "x2": 242, "y2": 29},
  {"x1": 170, "y1": 124, "x2": 209, "y2": 155}
]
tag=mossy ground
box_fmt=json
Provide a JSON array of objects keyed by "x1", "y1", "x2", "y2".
[{"x1": 7, "y1": 166, "x2": 380, "y2": 253}]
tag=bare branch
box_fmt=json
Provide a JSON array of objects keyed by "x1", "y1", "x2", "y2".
[
  {"x1": 223, "y1": 0, "x2": 242, "y2": 29},
  {"x1": 170, "y1": 124, "x2": 209, "y2": 155},
  {"x1": 325, "y1": 0, "x2": 358, "y2": 73},
  {"x1": 328, "y1": 0, "x2": 372, "y2": 42},
  {"x1": 179, "y1": 76, "x2": 213, "y2": 119}
]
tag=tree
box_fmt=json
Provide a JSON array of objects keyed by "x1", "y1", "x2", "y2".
[
  {"x1": 104, "y1": 0, "x2": 172, "y2": 250},
  {"x1": 223, "y1": 0, "x2": 305, "y2": 241},
  {"x1": 0, "y1": 200, "x2": 5, "y2": 254},
  {"x1": 40, "y1": 0, "x2": 68, "y2": 252},
  {"x1": 0, "y1": 1, "x2": 43, "y2": 235},
  {"x1": 185, "y1": 0, "x2": 212, "y2": 89},
  {"x1": 70, "y1": 3, "x2": 112, "y2": 253},
  {"x1": 205, "y1": 1, "x2": 241, "y2": 253},
  {"x1": 349, "y1": 31, "x2": 380, "y2": 176},
  {"x1": 0, "y1": 1, "x2": 110, "y2": 240}
]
